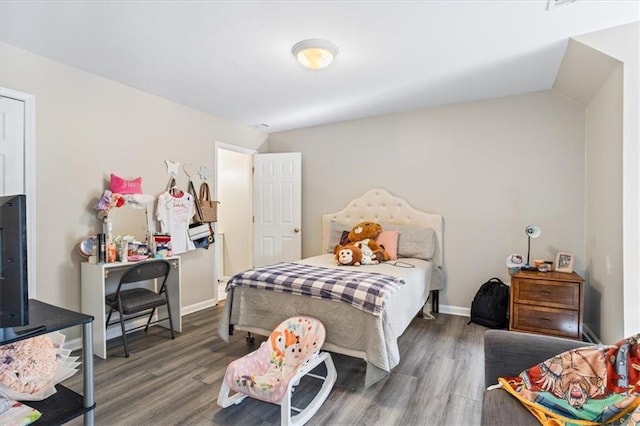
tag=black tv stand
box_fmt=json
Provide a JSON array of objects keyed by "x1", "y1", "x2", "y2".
[
  {"x1": 0, "y1": 324, "x2": 46, "y2": 341},
  {"x1": 0, "y1": 299, "x2": 95, "y2": 425}
]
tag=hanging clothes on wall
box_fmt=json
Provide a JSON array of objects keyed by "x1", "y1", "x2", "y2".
[{"x1": 156, "y1": 188, "x2": 195, "y2": 254}]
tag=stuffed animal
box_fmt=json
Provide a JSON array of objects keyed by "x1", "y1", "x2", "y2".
[
  {"x1": 334, "y1": 244, "x2": 362, "y2": 266},
  {"x1": 347, "y1": 221, "x2": 382, "y2": 243},
  {"x1": 352, "y1": 240, "x2": 379, "y2": 265},
  {"x1": 347, "y1": 221, "x2": 391, "y2": 263}
]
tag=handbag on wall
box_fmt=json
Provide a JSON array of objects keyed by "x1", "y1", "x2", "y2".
[
  {"x1": 188, "y1": 223, "x2": 212, "y2": 249},
  {"x1": 188, "y1": 223, "x2": 210, "y2": 241},
  {"x1": 197, "y1": 182, "x2": 219, "y2": 223},
  {"x1": 187, "y1": 180, "x2": 214, "y2": 248}
]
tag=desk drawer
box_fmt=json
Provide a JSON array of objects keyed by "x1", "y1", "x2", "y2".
[
  {"x1": 511, "y1": 304, "x2": 580, "y2": 339},
  {"x1": 513, "y1": 279, "x2": 580, "y2": 310}
]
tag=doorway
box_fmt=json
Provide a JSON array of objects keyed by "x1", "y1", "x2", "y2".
[
  {"x1": 214, "y1": 143, "x2": 255, "y2": 301},
  {"x1": 214, "y1": 145, "x2": 303, "y2": 301}
]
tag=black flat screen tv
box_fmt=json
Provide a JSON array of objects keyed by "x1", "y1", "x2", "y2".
[{"x1": 0, "y1": 194, "x2": 29, "y2": 329}]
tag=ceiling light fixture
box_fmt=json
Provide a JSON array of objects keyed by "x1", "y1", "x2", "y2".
[
  {"x1": 547, "y1": 0, "x2": 577, "y2": 10},
  {"x1": 292, "y1": 39, "x2": 338, "y2": 70}
]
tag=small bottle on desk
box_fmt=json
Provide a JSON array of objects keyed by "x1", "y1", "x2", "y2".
[
  {"x1": 97, "y1": 233, "x2": 106, "y2": 263},
  {"x1": 107, "y1": 243, "x2": 117, "y2": 263}
]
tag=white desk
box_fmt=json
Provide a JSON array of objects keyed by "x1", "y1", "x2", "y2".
[{"x1": 80, "y1": 257, "x2": 181, "y2": 359}]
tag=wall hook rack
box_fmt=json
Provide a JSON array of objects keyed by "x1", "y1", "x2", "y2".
[
  {"x1": 183, "y1": 163, "x2": 196, "y2": 180},
  {"x1": 198, "y1": 165, "x2": 211, "y2": 181},
  {"x1": 165, "y1": 160, "x2": 180, "y2": 176}
]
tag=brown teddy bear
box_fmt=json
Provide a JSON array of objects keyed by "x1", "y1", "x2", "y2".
[
  {"x1": 347, "y1": 221, "x2": 390, "y2": 264},
  {"x1": 334, "y1": 244, "x2": 363, "y2": 266}
]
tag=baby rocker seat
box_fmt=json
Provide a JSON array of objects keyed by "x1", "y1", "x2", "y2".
[{"x1": 217, "y1": 316, "x2": 337, "y2": 426}]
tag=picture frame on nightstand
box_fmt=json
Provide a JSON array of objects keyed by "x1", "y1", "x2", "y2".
[{"x1": 555, "y1": 252, "x2": 575, "y2": 273}]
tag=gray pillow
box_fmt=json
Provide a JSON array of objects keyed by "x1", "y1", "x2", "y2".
[
  {"x1": 381, "y1": 224, "x2": 436, "y2": 260},
  {"x1": 326, "y1": 221, "x2": 351, "y2": 253}
]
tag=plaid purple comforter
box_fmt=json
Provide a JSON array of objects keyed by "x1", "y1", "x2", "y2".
[{"x1": 225, "y1": 262, "x2": 406, "y2": 316}]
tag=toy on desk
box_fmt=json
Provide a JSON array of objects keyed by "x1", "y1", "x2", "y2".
[
  {"x1": 153, "y1": 233, "x2": 172, "y2": 258},
  {"x1": 77, "y1": 236, "x2": 97, "y2": 258},
  {"x1": 506, "y1": 253, "x2": 525, "y2": 274}
]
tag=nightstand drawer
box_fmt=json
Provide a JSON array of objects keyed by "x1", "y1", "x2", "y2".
[
  {"x1": 509, "y1": 271, "x2": 584, "y2": 340},
  {"x1": 511, "y1": 304, "x2": 580, "y2": 339},
  {"x1": 513, "y1": 279, "x2": 580, "y2": 310}
]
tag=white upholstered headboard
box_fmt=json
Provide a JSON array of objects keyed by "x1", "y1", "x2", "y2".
[{"x1": 322, "y1": 188, "x2": 444, "y2": 267}]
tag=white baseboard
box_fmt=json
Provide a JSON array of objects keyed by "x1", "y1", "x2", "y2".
[
  {"x1": 181, "y1": 298, "x2": 218, "y2": 316},
  {"x1": 438, "y1": 304, "x2": 471, "y2": 317},
  {"x1": 64, "y1": 317, "x2": 152, "y2": 352},
  {"x1": 64, "y1": 300, "x2": 218, "y2": 353}
]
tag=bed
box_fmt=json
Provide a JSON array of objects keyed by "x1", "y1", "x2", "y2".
[{"x1": 217, "y1": 188, "x2": 445, "y2": 387}]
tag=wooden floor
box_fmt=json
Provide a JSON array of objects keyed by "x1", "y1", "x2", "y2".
[{"x1": 64, "y1": 304, "x2": 487, "y2": 425}]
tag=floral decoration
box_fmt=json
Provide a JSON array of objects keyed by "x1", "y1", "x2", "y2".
[
  {"x1": 0, "y1": 336, "x2": 57, "y2": 395},
  {"x1": 94, "y1": 190, "x2": 125, "y2": 219},
  {"x1": 0, "y1": 332, "x2": 78, "y2": 402}
]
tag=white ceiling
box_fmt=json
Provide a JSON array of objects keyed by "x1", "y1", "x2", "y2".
[{"x1": 1, "y1": 1, "x2": 638, "y2": 132}]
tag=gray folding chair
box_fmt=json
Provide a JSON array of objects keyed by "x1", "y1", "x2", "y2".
[{"x1": 105, "y1": 259, "x2": 175, "y2": 357}]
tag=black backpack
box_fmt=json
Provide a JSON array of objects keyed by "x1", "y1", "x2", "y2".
[{"x1": 468, "y1": 277, "x2": 509, "y2": 328}]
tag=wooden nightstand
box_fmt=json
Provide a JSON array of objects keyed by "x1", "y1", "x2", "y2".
[{"x1": 509, "y1": 270, "x2": 584, "y2": 340}]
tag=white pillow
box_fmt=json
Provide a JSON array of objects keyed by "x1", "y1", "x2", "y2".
[{"x1": 326, "y1": 221, "x2": 351, "y2": 253}]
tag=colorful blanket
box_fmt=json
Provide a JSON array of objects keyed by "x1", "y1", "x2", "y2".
[
  {"x1": 225, "y1": 262, "x2": 405, "y2": 316},
  {"x1": 499, "y1": 334, "x2": 640, "y2": 425}
]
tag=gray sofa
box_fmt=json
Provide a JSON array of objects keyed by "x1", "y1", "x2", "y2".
[{"x1": 481, "y1": 330, "x2": 591, "y2": 426}]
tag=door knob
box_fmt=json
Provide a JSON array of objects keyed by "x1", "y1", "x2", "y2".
[{"x1": 294, "y1": 227, "x2": 300, "y2": 233}]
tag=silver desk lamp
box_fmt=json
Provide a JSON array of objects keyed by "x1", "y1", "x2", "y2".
[{"x1": 525, "y1": 225, "x2": 542, "y2": 269}]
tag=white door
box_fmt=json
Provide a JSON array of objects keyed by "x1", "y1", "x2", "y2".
[
  {"x1": 253, "y1": 153, "x2": 302, "y2": 267},
  {"x1": 0, "y1": 96, "x2": 25, "y2": 195}
]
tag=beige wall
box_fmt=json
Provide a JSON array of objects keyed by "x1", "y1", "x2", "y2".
[
  {"x1": 576, "y1": 22, "x2": 640, "y2": 339},
  {"x1": 554, "y1": 36, "x2": 626, "y2": 343},
  {"x1": 268, "y1": 91, "x2": 586, "y2": 311},
  {"x1": 4, "y1": 21, "x2": 635, "y2": 342},
  {"x1": 584, "y1": 66, "x2": 624, "y2": 341},
  {"x1": 0, "y1": 44, "x2": 266, "y2": 324}
]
